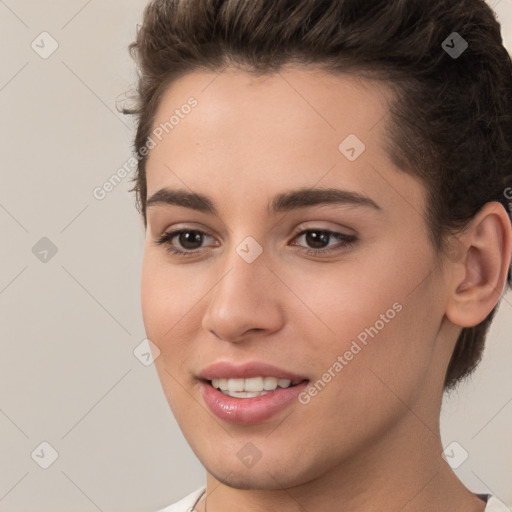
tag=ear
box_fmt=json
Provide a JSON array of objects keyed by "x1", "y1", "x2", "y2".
[{"x1": 445, "y1": 201, "x2": 512, "y2": 328}]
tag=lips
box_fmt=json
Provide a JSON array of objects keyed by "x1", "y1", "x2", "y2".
[
  {"x1": 197, "y1": 361, "x2": 309, "y2": 425},
  {"x1": 198, "y1": 360, "x2": 308, "y2": 381}
]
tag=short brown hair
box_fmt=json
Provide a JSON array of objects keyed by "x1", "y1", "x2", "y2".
[{"x1": 122, "y1": 0, "x2": 512, "y2": 393}]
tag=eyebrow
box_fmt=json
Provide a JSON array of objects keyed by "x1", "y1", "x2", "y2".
[{"x1": 146, "y1": 187, "x2": 382, "y2": 215}]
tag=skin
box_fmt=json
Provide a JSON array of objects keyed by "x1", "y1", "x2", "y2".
[{"x1": 140, "y1": 65, "x2": 512, "y2": 512}]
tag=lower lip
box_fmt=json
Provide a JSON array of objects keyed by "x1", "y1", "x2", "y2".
[{"x1": 200, "y1": 380, "x2": 309, "y2": 425}]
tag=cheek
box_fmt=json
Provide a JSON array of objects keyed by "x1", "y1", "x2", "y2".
[
  {"x1": 140, "y1": 254, "x2": 166, "y2": 339},
  {"x1": 140, "y1": 250, "x2": 210, "y2": 376},
  {"x1": 141, "y1": 253, "x2": 201, "y2": 411},
  {"x1": 141, "y1": 253, "x2": 183, "y2": 362},
  {"x1": 278, "y1": 257, "x2": 404, "y2": 347},
  {"x1": 286, "y1": 247, "x2": 439, "y2": 386},
  {"x1": 141, "y1": 251, "x2": 195, "y2": 336}
]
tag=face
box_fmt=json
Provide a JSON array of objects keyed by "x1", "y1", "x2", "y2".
[{"x1": 141, "y1": 66, "x2": 453, "y2": 490}]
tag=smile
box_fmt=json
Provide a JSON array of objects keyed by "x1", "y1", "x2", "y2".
[{"x1": 210, "y1": 377, "x2": 303, "y2": 397}]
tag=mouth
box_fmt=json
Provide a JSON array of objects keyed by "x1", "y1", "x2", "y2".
[
  {"x1": 197, "y1": 361, "x2": 310, "y2": 424},
  {"x1": 199, "y1": 377, "x2": 310, "y2": 425},
  {"x1": 207, "y1": 376, "x2": 307, "y2": 398}
]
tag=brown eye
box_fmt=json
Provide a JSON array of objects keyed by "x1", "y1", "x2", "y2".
[
  {"x1": 155, "y1": 229, "x2": 214, "y2": 256},
  {"x1": 291, "y1": 229, "x2": 357, "y2": 255},
  {"x1": 175, "y1": 231, "x2": 204, "y2": 250},
  {"x1": 304, "y1": 231, "x2": 331, "y2": 248}
]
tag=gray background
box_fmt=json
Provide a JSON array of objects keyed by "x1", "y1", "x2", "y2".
[{"x1": 0, "y1": 1, "x2": 511, "y2": 511}]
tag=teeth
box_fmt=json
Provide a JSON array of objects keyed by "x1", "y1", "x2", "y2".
[
  {"x1": 263, "y1": 377, "x2": 278, "y2": 390},
  {"x1": 222, "y1": 390, "x2": 272, "y2": 398},
  {"x1": 210, "y1": 377, "x2": 301, "y2": 394},
  {"x1": 245, "y1": 377, "x2": 264, "y2": 392},
  {"x1": 227, "y1": 378, "x2": 244, "y2": 391}
]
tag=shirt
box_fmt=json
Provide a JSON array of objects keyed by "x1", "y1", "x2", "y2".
[{"x1": 155, "y1": 486, "x2": 508, "y2": 511}]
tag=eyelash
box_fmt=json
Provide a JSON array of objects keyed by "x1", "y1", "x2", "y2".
[{"x1": 154, "y1": 228, "x2": 357, "y2": 258}]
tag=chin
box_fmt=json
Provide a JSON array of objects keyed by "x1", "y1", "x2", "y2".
[
  {"x1": 201, "y1": 452, "x2": 318, "y2": 491},
  {"x1": 209, "y1": 468, "x2": 297, "y2": 491}
]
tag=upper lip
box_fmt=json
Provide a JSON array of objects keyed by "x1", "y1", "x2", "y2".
[{"x1": 198, "y1": 361, "x2": 308, "y2": 381}]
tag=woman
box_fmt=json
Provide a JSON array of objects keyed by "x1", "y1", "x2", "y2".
[{"x1": 122, "y1": 0, "x2": 512, "y2": 510}]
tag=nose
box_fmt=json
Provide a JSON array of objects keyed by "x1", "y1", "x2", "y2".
[{"x1": 201, "y1": 247, "x2": 285, "y2": 343}]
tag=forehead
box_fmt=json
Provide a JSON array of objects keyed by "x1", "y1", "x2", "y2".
[
  {"x1": 150, "y1": 65, "x2": 394, "y2": 149},
  {"x1": 145, "y1": 65, "x2": 425, "y2": 218}
]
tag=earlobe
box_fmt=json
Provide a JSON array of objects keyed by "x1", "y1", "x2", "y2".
[{"x1": 445, "y1": 202, "x2": 512, "y2": 328}]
